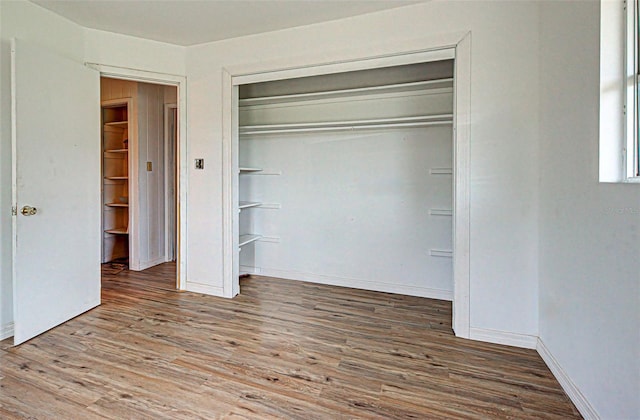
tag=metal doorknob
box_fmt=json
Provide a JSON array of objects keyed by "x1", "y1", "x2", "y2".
[{"x1": 21, "y1": 206, "x2": 37, "y2": 216}]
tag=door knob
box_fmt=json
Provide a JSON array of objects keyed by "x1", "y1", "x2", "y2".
[{"x1": 21, "y1": 206, "x2": 37, "y2": 216}]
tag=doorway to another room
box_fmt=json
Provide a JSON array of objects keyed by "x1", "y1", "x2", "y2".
[{"x1": 100, "y1": 77, "x2": 179, "y2": 289}]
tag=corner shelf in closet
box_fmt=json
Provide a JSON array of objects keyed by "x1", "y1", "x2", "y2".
[
  {"x1": 102, "y1": 99, "x2": 131, "y2": 263},
  {"x1": 239, "y1": 201, "x2": 261, "y2": 210},
  {"x1": 239, "y1": 234, "x2": 262, "y2": 248},
  {"x1": 104, "y1": 121, "x2": 128, "y2": 128},
  {"x1": 239, "y1": 167, "x2": 262, "y2": 173},
  {"x1": 105, "y1": 228, "x2": 128, "y2": 235}
]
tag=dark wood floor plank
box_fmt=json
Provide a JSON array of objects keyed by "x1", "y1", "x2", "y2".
[{"x1": 0, "y1": 263, "x2": 581, "y2": 418}]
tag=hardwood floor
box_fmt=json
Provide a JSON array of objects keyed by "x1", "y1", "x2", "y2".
[{"x1": 0, "y1": 263, "x2": 581, "y2": 419}]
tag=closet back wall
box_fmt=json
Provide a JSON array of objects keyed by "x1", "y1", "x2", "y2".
[{"x1": 238, "y1": 63, "x2": 454, "y2": 299}]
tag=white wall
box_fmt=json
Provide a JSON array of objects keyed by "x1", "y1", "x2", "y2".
[
  {"x1": 186, "y1": 1, "x2": 540, "y2": 339},
  {"x1": 84, "y1": 29, "x2": 186, "y2": 77},
  {"x1": 0, "y1": 0, "x2": 87, "y2": 339},
  {"x1": 3, "y1": 0, "x2": 638, "y2": 415},
  {"x1": 538, "y1": 1, "x2": 640, "y2": 418}
]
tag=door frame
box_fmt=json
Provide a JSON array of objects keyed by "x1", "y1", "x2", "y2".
[
  {"x1": 221, "y1": 34, "x2": 471, "y2": 337},
  {"x1": 88, "y1": 63, "x2": 188, "y2": 290},
  {"x1": 164, "y1": 103, "x2": 178, "y2": 262}
]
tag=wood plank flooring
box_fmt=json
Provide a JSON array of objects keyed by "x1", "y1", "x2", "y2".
[{"x1": 0, "y1": 263, "x2": 581, "y2": 419}]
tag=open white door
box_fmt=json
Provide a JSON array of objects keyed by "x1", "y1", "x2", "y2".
[{"x1": 11, "y1": 39, "x2": 101, "y2": 345}]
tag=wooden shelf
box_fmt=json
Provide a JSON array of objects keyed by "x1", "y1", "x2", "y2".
[
  {"x1": 239, "y1": 234, "x2": 261, "y2": 247},
  {"x1": 104, "y1": 121, "x2": 128, "y2": 127},
  {"x1": 101, "y1": 99, "x2": 131, "y2": 265},
  {"x1": 239, "y1": 201, "x2": 261, "y2": 210},
  {"x1": 239, "y1": 167, "x2": 262, "y2": 173},
  {"x1": 105, "y1": 228, "x2": 128, "y2": 235}
]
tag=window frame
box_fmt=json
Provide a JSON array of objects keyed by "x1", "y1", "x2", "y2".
[{"x1": 625, "y1": 0, "x2": 640, "y2": 181}]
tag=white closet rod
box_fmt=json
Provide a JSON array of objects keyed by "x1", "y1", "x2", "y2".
[
  {"x1": 241, "y1": 120, "x2": 452, "y2": 135},
  {"x1": 239, "y1": 78, "x2": 454, "y2": 106},
  {"x1": 241, "y1": 115, "x2": 453, "y2": 135},
  {"x1": 242, "y1": 114, "x2": 452, "y2": 131}
]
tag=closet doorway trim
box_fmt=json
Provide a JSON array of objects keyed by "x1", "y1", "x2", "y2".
[
  {"x1": 222, "y1": 38, "x2": 471, "y2": 338},
  {"x1": 87, "y1": 63, "x2": 188, "y2": 292}
]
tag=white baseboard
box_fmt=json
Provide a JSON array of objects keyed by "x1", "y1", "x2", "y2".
[
  {"x1": 239, "y1": 265, "x2": 258, "y2": 275},
  {"x1": 1, "y1": 322, "x2": 14, "y2": 341},
  {"x1": 244, "y1": 266, "x2": 453, "y2": 301},
  {"x1": 536, "y1": 338, "x2": 600, "y2": 419},
  {"x1": 185, "y1": 282, "x2": 224, "y2": 297},
  {"x1": 469, "y1": 327, "x2": 538, "y2": 349},
  {"x1": 133, "y1": 257, "x2": 169, "y2": 271}
]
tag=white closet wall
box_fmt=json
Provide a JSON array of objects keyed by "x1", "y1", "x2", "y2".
[{"x1": 238, "y1": 62, "x2": 454, "y2": 299}]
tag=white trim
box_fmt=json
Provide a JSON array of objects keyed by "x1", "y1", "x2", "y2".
[
  {"x1": 248, "y1": 267, "x2": 454, "y2": 301},
  {"x1": 599, "y1": 0, "x2": 640, "y2": 182},
  {"x1": 537, "y1": 338, "x2": 601, "y2": 419},
  {"x1": 239, "y1": 265, "x2": 258, "y2": 275},
  {"x1": 0, "y1": 322, "x2": 14, "y2": 341},
  {"x1": 222, "y1": 69, "x2": 238, "y2": 298},
  {"x1": 164, "y1": 103, "x2": 178, "y2": 262},
  {"x1": 625, "y1": 0, "x2": 639, "y2": 180},
  {"x1": 89, "y1": 64, "x2": 189, "y2": 291},
  {"x1": 135, "y1": 257, "x2": 169, "y2": 272},
  {"x1": 184, "y1": 282, "x2": 224, "y2": 296},
  {"x1": 222, "y1": 38, "x2": 471, "y2": 337},
  {"x1": 86, "y1": 63, "x2": 184, "y2": 85},
  {"x1": 10, "y1": 40, "x2": 18, "y2": 338},
  {"x1": 231, "y1": 48, "x2": 455, "y2": 86},
  {"x1": 469, "y1": 327, "x2": 537, "y2": 349},
  {"x1": 452, "y1": 33, "x2": 471, "y2": 338},
  {"x1": 599, "y1": 0, "x2": 626, "y2": 182}
]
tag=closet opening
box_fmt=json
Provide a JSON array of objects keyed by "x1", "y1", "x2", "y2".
[
  {"x1": 232, "y1": 59, "x2": 455, "y2": 308},
  {"x1": 100, "y1": 77, "x2": 179, "y2": 288}
]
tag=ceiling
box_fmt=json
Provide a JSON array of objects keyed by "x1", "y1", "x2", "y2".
[{"x1": 30, "y1": 0, "x2": 424, "y2": 47}]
